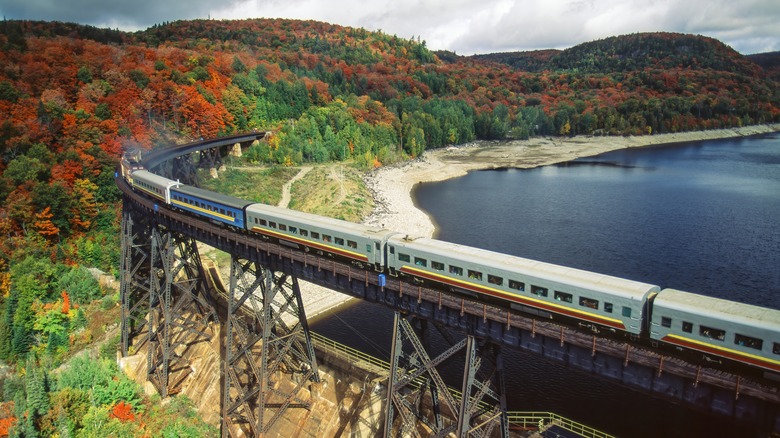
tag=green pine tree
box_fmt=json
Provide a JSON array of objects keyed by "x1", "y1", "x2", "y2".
[{"x1": 25, "y1": 357, "x2": 50, "y2": 418}]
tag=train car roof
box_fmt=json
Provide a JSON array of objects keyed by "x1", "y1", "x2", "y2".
[
  {"x1": 654, "y1": 289, "x2": 780, "y2": 330},
  {"x1": 172, "y1": 184, "x2": 253, "y2": 210},
  {"x1": 390, "y1": 236, "x2": 659, "y2": 300},
  {"x1": 246, "y1": 203, "x2": 396, "y2": 238},
  {"x1": 133, "y1": 170, "x2": 180, "y2": 187}
]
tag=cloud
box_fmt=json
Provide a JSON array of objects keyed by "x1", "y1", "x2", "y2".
[
  {"x1": 0, "y1": 0, "x2": 243, "y2": 30},
  {"x1": 1, "y1": 0, "x2": 778, "y2": 54}
]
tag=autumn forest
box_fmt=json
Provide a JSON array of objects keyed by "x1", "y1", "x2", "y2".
[{"x1": 0, "y1": 17, "x2": 778, "y2": 436}]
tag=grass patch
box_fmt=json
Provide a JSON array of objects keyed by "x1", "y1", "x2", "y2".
[
  {"x1": 199, "y1": 166, "x2": 298, "y2": 205},
  {"x1": 288, "y1": 164, "x2": 374, "y2": 223}
]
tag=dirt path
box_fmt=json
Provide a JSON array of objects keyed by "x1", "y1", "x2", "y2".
[
  {"x1": 278, "y1": 166, "x2": 313, "y2": 208},
  {"x1": 328, "y1": 165, "x2": 348, "y2": 206}
]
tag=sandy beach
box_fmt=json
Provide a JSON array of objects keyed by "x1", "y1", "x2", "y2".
[{"x1": 289, "y1": 124, "x2": 780, "y2": 322}]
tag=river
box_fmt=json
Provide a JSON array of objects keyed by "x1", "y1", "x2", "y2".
[{"x1": 312, "y1": 133, "x2": 780, "y2": 437}]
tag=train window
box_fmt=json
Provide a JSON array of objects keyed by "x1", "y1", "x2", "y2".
[
  {"x1": 375, "y1": 242, "x2": 380, "y2": 251},
  {"x1": 279, "y1": 224, "x2": 287, "y2": 231},
  {"x1": 734, "y1": 334, "x2": 763, "y2": 350},
  {"x1": 622, "y1": 307, "x2": 632, "y2": 318},
  {"x1": 468, "y1": 270, "x2": 483, "y2": 281},
  {"x1": 335, "y1": 237, "x2": 345, "y2": 246},
  {"x1": 579, "y1": 297, "x2": 598, "y2": 309},
  {"x1": 555, "y1": 291, "x2": 572, "y2": 303},
  {"x1": 389, "y1": 246, "x2": 395, "y2": 254},
  {"x1": 300, "y1": 229, "x2": 308, "y2": 236},
  {"x1": 531, "y1": 286, "x2": 548, "y2": 297},
  {"x1": 682, "y1": 322, "x2": 693, "y2": 333},
  {"x1": 700, "y1": 326, "x2": 725, "y2": 341},
  {"x1": 259, "y1": 219, "x2": 267, "y2": 226},
  {"x1": 508, "y1": 280, "x2": 525, "y2": 291},
  {"x1": 399, "y1": 253, "x2": 411, "y2": 262},
  {"x1": 414, "y1": 257, "x2": 427, "y2": 267},
  {"x1": 604, "y1": 302, "x2": 613, "y2": 313},
  {"x1": 367, "y1": 244, "x2": 372, "y2": 253},
  {"x1": 269, "y1": 221, "x2": 277, "y2": 228},
  {"x1": 450, "y1": 266, "x2": 463, "y2": 276},
  {"x1": 311, "y1": 232, "x2": 320, "y2": 239},
  {"x1": 488, "y1": 275, "x2": 503, "y2": 286},
  {"x1": 774, "y1": 343, "x2": 780, "y2": 355},
  {"x1": 661, "y1": 317, "x2": 672, "y2": 328},
  {"x1": 432, "y1": 261, "x2": 444, "y2": 271},
  {"x1": 347, "y1": 240, "x2": 357, "y2": 249},
  {"x1": 289, "y1": 226, "x2": 297, "y2": 234},
  {"x1": 323, "y1": 234, "x2": 332, "y2": 242}
]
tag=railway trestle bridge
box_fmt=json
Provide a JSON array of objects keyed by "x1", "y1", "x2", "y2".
[{"x1": 118, "y1": 134, "x2": 780, "y2": 437}]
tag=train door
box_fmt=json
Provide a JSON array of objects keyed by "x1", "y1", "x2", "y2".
[{"x1": 386, "y1": 244, "x2": 397, "y2": 276}]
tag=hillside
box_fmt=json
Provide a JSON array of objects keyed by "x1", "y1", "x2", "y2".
[
  {"x1": 464, "y1": 49, "x2": 561, "y2": 72},
  {"x1": 549, "y1": 32, "x2": 761, "y2": 75},
  {"x1": 748, "y1": 51, "x2": 780, "y2": 81},
  {"x1": 0, "y1": 18, "x2": 779, "y2": 436}
]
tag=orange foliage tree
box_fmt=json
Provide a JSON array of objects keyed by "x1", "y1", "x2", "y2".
[
  {"x1": 109, "y1": 401, "x2": 135, "y2": 422},
  {"x1": 32, "y1": 207, "x2": 60, "y2": 243}
]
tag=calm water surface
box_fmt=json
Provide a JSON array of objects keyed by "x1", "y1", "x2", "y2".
[
  {"x1": 312, "y1": 133, "x2": 780, "y2": 437},
  {"x1": 416, "y1": 134, "x2": 780, "y2": 307}
]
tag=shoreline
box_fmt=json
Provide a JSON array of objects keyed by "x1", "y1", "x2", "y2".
[
  {"x1": 362, "y1": 124, "x2": 780, "y2": 239},
  {"x1": 296, "y1": 124, "x2": 780, "y2": 324}
]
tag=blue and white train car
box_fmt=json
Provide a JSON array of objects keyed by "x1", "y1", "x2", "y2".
[
  {"x1": 131, "y1": 170, "x2": 180, "y2": 204},
  {"x1": 650, "y1": 289, "x2": 780, "y2": 373},
  {"x1": 170, "y1": 184, "x2": 251, "y2": 228},
  {"x1": 386, "y1": 235, "x2": 660, "y2": 335}
]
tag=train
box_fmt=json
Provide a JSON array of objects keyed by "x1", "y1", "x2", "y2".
[{"x1": 120, "y1": 156, "x2": 780, "y2": 377}]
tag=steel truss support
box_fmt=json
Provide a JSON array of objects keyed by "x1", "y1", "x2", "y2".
[
  {"x1": 120, "y1": 205, "x2": 152, "y2": 356},
  {"x1": 222, "y1": 256, "x2": 320, "y2": 437},
  {"x1": 151, "y1": 154, "x2": 200, "y2": 186},
  {"x1": 147, "y1": 226, "x2": 217, "y2": 397},
  {"x1": 384, "y1": 312, "x2": 508, "y2": 438},
  {"x1": 198, "y1": 147, "x2": 223, "y2": 171}
]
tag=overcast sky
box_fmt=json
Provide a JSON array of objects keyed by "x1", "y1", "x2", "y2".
[{"x1": 2, "y1": 0, "x2": 778, "y2": 55}]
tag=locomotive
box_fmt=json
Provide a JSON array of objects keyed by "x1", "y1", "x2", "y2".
[{"x1": 120, "y1": 156, "x2": 780, "y2": 377}]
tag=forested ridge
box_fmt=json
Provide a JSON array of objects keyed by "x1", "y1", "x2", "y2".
[{"x1": 0, "y1": 18, "x2": 778, "y2": 436}]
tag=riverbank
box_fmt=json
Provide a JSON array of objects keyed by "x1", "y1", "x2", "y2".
[
  {"x1": 362, "y1": 124, "x2": 780, "y2": 239},
  {"x1": 293, "y1": 124, "x2": 780, "y2": 322}
]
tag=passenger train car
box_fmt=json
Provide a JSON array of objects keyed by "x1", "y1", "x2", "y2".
[
  {"x1": 131, "y1": 170, "x2": 179, "y2": 204},
  {"x1": 246, "y1": 203, "x2": 398, "y2": 271},
  {"x1": 651, "y1": 289, "x2": 780, "y2": 373},
  {"x1": 121, "y1": 158, "x2": 780, "y2": 376},
  {"x1": 386, "y1": 235, "x2": 659, "y2": 335},
  {"x1": 171, "y1": 184, "x2": 250, "y2": 229}
]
